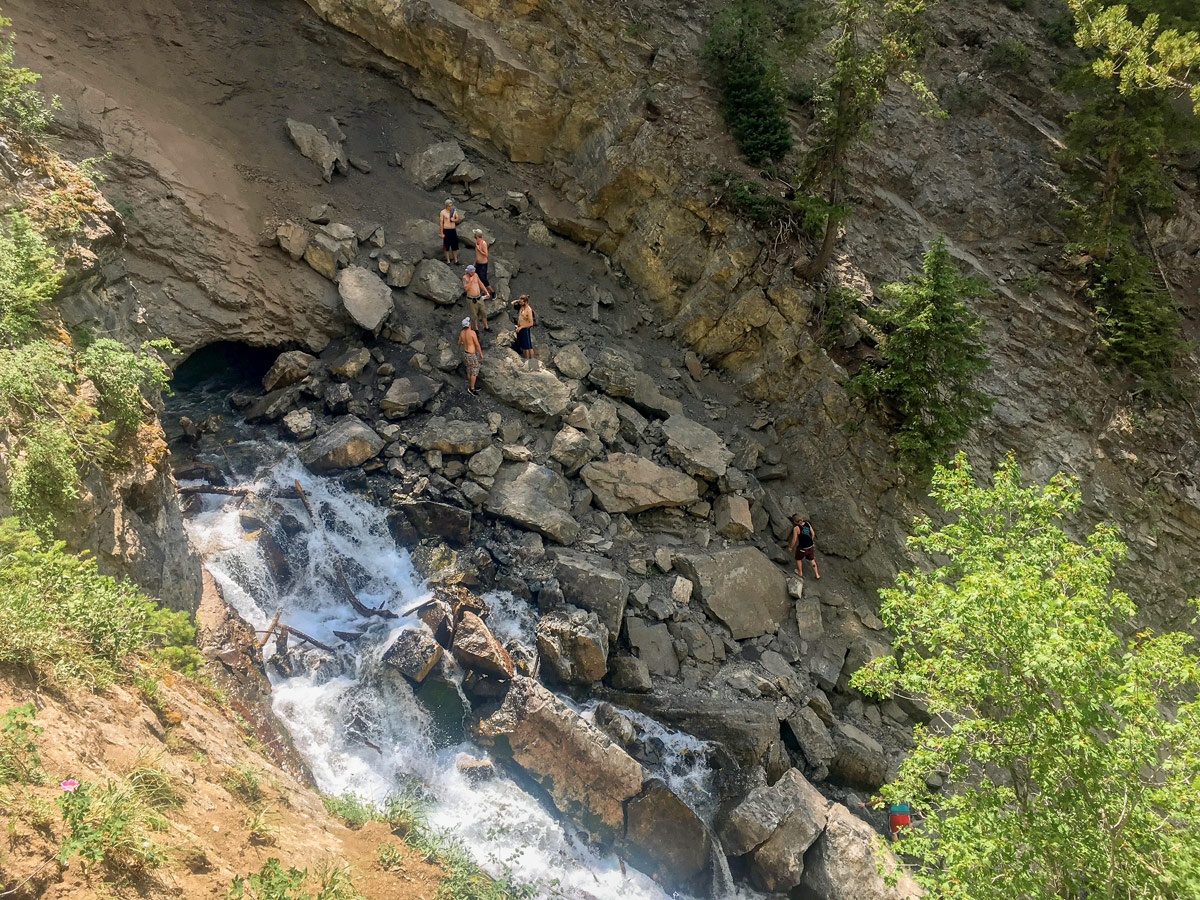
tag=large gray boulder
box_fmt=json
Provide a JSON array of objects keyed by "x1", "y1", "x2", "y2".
[
  {"x1": 553, "y1": 343, "x2": 591, "y2": 379},
  {"x1": 473, "y1": 676, "x2": 645, "y2": 842},
  {"x1": 535, "y1": 607, "x2": 609, "y2": 684},
  {"x1": 381, "y1": 628, "x2": 444, "y2": 683},
  {"x1": 786, "y1": 707, "x2": 835, "y2": 772},
  {"x1": 262, "y1": 350, "x2": 316, "y2": 392},
  {"x1": 338, "y1": 266, "x2": 393, "y2": 331},
  {"x1": 800, "y1": 803, "x2": 922, "y2": 900},
  {"x1": 404, "y1": 140, "x2": 466, "y2": 190},
  {"x1": 828, "y1": 721, "x2": 888, "y2": 790},
  {"x1": 675, "y1": 547, "x2": 790, "y2": 640},
  {"x1": 662, "y1": 415, "x2": 733, "y2": 480},
  {"x1": 624, "y1": 781, "x2": 716, "y2": 897},
  {"x1": 486, "y1": 462, "x2": 581, "y2": 545},
  {"x1": 550, "y1": 425, "x2": 601, "y2": 475},
  {"x1": 300, "y1": 416, "x2": 385, "y2": 472},
  {"x1": 580, "y1": 453, "x2": 700, "y2": 514},
  {"x1": 286, "y1": 118, "x2": 345, "y2": 181},
  {"x1": 413, "y1": 417, "x2": 493, "y2": 454},
  {"x1": 625, "y1": 616, "x2": 679, "y2": 677},
  {"x1": 552, "y1": 549, "x2": 629, "y2": 640},
  {"x1": 410, "y1": 258, "x2": 463, "y2": 305},
  {"x1": 586, "y1": 348, "x2": 683, "y2": 418},
  {"x1": 483, "y1": 351, "x2": 573, "y2": 419},
  {"x1": 714, "y1": 494, "x2": 754, "y2": 540},
  {"x1": 380, "y1": 374, "x2": 442, "y2": 419}
]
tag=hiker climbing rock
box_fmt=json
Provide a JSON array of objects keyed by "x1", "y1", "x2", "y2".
[
  {"x1": 512, "y1": 293, "x2": 535, "y2": 361},
  {"x1": 789, "y1": 515, "x2": 820, "y2": 579},
  {"x1": 463, "y1": 264, "x2": 491, "y2": 331},
  {"x1": 473, "y1": 228, "x2": 489, "y2": 289},
  {"x1": 457, "y1": 316, "x2": 483, "y2": 395},
  {"x1": 440, "y1": 198, "x2": 461, "y2": 264}
]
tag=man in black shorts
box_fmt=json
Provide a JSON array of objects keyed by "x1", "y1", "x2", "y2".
[
  {"x1": 440, "y1": 199, "x2": 461, "y2": 264},
  {"x1": 788, "y1": 515, "x2": 820, "y2": 579}
]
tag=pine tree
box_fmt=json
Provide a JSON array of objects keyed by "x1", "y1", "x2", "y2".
[{"x1": 854, "y1": 237, "x2": 992, "y2": 471}]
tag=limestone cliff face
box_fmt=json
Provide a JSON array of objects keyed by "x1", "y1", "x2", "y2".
[{"x1": 295, "y1": 0, "x2": 1200, "y2": 623}]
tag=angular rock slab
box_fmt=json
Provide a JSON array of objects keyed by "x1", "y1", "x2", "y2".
[
  {"x1": 580, "y1": 453, "x2": 700, "y2": 514},
  {"x1": 405, "y1": 140, "x2": 465, "y2": 190},
  {"x1": 286, "y1": 118, "x2": 344, "y2": 181},
  {"x1": 413, "y1": 417, "x2": 493, "y2": 454},
  {"x1": 472, "y1": 676, "x2": 644, "y2": 842},
  {"x1": 382, "y1": 628, "x2": 444, "y2": 682},
  {"x1": 586, "y1": 348, "x2": 682, "y2": 418},
  {"x1": 800, "y1": 803, "x2": 922, "y2": 900},
  {"x1": 535, "y1": 607, "x2": 609, "y2": 684},
  {"x1": 552, "y1": 549, "x2": 629, "y2": 640},
  {"x1": 675, "y1": 546, "x2": 790, "y2": 640},
  {"x1": 410, "y1": 258, "x2": 463, "y2": 305},
  {"x1": 719, "y1": 768, "x2": 827, "y2": 857},
  {"x1": 338, "y1": 266, "x2": 394, "y2": 331},
  {"x1": 451, "y1": 610, "x2": 514, "y2": 679},
  {"x1": 380, "y1": 374, "x2": 442, "y2": 419},
  {"x1": 624, "y1": 780, "x2": 716, "y2": 897},
  {"x1": 262, "y1": 350, "x2": 316, "y2": 392},
  {"x1": 662, "y1": 415, "x2": 733, "y2": 480},
  {"x1": 486, "y1": 462, "x2": 580, "y2": 545},
  {"x1": 484, "y1": 351, "x2": 573, "y2": 419},
  {"x1": 300, "y1": 415, "x2": 384, "y2": 472}
]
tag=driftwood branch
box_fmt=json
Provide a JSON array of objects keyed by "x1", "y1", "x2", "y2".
[
  {"x1": 280, "y1": 624, "x2": 336, "y2": 653},
  {"x1": 177, "y1": 485, "x2": 301, "y2": 498},
  {"x1": 293, "y1": 479, "x2": 315, "y2": 522},
  {"x1": 334, "y1": 561, "x2": 398, "y2": 619},
  {"x1": 256, "y1": 609, "x2": 283, "y2": 648}
]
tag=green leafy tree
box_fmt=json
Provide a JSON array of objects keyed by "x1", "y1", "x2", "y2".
[
  {"x1": 854, "y1": 453, "x2": 1200, "y2": 900},
  {"x1": 0, "y1": 12, "x2": 55, "y2": 134},
  {"x1": 798, "y1": 0, "x2": 936, "y2": 278},
  {"x1": 705, "y1": 0, "x2": 794, "y2": 164},
  {"x1": 854, "y1": 237, "x2": 992, "y2": 471},
  {"x1": 79, "y1": 337, "x2": 174, "y2": 430},
  {"x1": 0, "y1": 210, "x2": 60, "y2": 341}
]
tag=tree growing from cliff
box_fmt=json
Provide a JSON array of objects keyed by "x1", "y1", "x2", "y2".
[
  {"x1": 0, "y1": 12, "x2": 55, "y2": 134},
  {"x1": 853, "y1": 237, "x2": 991, "y2": 472},
  {"x1": 705, "y1": 0, "x2": 794, "y2": 164},
  {"x1": 797, "y1": 0, "x2": 936, "y2": 278},
  {"x1": 854, "y1": 453, "x2": 1200, "y2": 900}
]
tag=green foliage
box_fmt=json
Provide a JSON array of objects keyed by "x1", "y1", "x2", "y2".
[
  {"x1": 0, "y1": 519, "x2": 157, "y2": 686},
  {"x1": 377, "y1": 841, "x2": 406, "y2": 872},
  {"x1": 406, "y1": 827, "x2": 537, "y2": 900},
  {"x1": 854, "y1": 237, "x2": 992, "y2": 471},
  {"x1": 322, "y1": 792, "x2": 377, "y2": 829},
  {"x1": 78, "y1": 337, "x2": 174, "y2": 430},
  {"x1": 145, "y1": 604, "x2": 203, "y2": 674},
  {"x1": 853, "y1": 453, "x2": 1200, "y2": 900},
  {"x1": 124, "y1": 750, "x2": 184, "y2": 810},
  {"x1": 814, "y1": 285, "x2": 857, "y2": 347},
  {"x1": 705, "y1": 0, "x2": 794, "y2": 163},
  {"x1": 245, "y1": 805, "x2": 279, "y2": 846},
  {"x1": 222, "y1": 763, "x2": 264, "y2": 805},
  {"x1": 227, "y1": 858, "x2": 309, "y2": 900},
  {"x1": 56, "y1": 779, "x2": 168, "y2": 871},
  {"x1": 984, "y1": 36, "x2": 1033, "y2": 72},
  {"x1": 0, "y1": 211, "x2": 59, "y2": 342},
  {"x1": 0, "y1": 14, "x2": 56, "y2": 134},
  {"x1": 312, "y1": 860, "x2": 365, "y2": 900},
  {"x1": 381, "y1": 779, "x2": 430, "y2": 836},
  {"x1": 0, "y1": 702, "x2": 43, "y2": 785}
]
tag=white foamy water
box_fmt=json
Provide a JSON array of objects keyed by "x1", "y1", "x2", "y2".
[{"x1": 184, "y1": 451, "x2": 756, "y2": 900}]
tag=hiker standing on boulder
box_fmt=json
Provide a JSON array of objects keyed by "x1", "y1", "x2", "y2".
[
  {"x1": 789, "y1": 515, "x2": 820, "y2": 580},
  {"x1": 457, "y1": 317, "x2": 483, "y2": 395},
  {"x1": 473, "y1": 228, "x2": 490, "y2": 289},
  {"x1": 463, "y1": 264, "x2": 491, "y2": 331},
  {"x1": 440, "y1": 199, "x2": 461, "y2": 265},
  {"x1": 512, "y1": 294, "x2": 535, "y2": 361}
]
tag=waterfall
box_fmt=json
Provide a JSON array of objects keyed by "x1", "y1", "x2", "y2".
[{"x1": 183, "y1": 447, "x2": 757, "y2": 900}]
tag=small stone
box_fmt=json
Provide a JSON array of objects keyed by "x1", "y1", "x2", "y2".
[
  {"x1": 670, "y1": 576, "x2": 692, "y2": 606},
  {"x1": 468, "y1": 445, "x2": 503, "y2": 478},
  {"x1": 329, "y1": 346, "x2": 372, "y2": 380},
  {"x1": 281, "y1": 408, "x2": 317, "y2": 441},
  {"x1": 608, "y1": 655, "x2": 652, "y2": 692},
  {"x1": 654, "y1": 547, "x2": 673, "y2": 572}
]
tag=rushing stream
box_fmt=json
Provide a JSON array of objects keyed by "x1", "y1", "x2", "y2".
[{"x1": 183, "y1": 446, "x2": 752, "y2": 900}]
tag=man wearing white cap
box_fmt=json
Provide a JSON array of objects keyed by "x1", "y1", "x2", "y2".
[
  {"x1": 457, "y1": 317, "x2": 483, "y2": 395},
  {"x1": 439, "y1": 199, "x2": 461, "y2": 264},
  {"x1": 462, "y1": 264, "x2": 491, "y2": 331}
]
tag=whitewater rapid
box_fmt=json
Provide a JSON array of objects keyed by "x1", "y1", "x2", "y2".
[{"x1": 183, "y1": 447, "x2": 750, "y2": 900}]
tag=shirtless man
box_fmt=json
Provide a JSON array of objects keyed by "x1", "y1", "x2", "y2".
[
  {"x1": 457, "y1": 317, "x2": 483, "y2": 395},
  {"x1": 473, "y1": 229, "x2": 490, "y2": 289},
  {"x1": 439, "y1": 199, "x2": 461, "y2": 264},
  {"x1": 512, "y1": 294, "x2": 535, "y2": 361},
  {"x1": 462, "y1": 264, "x2": 491, "y2": 331}
]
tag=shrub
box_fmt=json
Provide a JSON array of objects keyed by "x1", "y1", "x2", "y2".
[
  {"x1": 0, "y1": 702, "x2": 43, "y2": 785},
  {"x1": 78, "y1": 337, "x2": 174, "y2": 431},
  {"x1": 227, "y1": 858, "x2": 308, "y2": 900},
  {"x1": 245, "y1": 806, "x2": 279, "y2": 846},
  {"x1": 0, "y1": 519, "x2": 157, "y2": 686},
  {"x1": 382, "y1": 780, "x2": 429, "y2": 836},
  {"x1": 984, "y1": 36, "x2": 1033, "y2": 72},
  {"x1": 1088, "y1": 247, "x2": 1181, "y2": 389},
  {"x1": 124, "y1": 750, "x2": 184, "y2": 810},
  {"x1": 56, "y1": 779, "x2": 168, "y2": 871},
  {"x1": 312, "y1": 859, "x2": 364, "y2": 900},
  {"x1": 222, "y1": 764, "x2": 264, "y2": 805},
  {"x1": 0, "y1": 14, "x2": 56, "y2": 134},
  {"x1": 854, "y1": 236, "x2": 992, "y2": 471},
  {"x1": 0, "y1": 211, "x2": 59, "y2": 341},
  {"x1": 705, "y1": 0, "x2": 793, "y2": 163},
  {"x1": 321, "y1": 792, "x2": 376, "y2": 830}
]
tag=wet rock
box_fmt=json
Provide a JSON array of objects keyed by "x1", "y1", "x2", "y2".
[
  {"x1": 608, "y1": 655, "x2": 652, "y2": 692},
  {"x1": 483, "y1": 352, "x2": 573, "y2": 419},
  {"x1": 624, "y1": 780, "x2": 715, "y2": 896},
  {"x1": 275, "y1": 221, "x2": 310, "y2": 260},
  {"x1": 410, "y1": 258, "x2": 463, "y2": 305},
  {"x1": 417, "y1": 599, "x2": 455, "y2": 647},
  {"x1": 452, "y1": 610, "x2": 514, "y2": 679},
  {"x1": 785, "y1": 707, "x2": 835, "y2": 772},
  {"x1": 338, "y1": 267, "x2": 394, "y2": 331},
  {"x1": 286, "y1": 118, "x2": 345, "y2": 181},
  {"x1": 380, "y1": 374, "x2": 442, "y2": 418},
  {"x1": 382, "y1": 628, "x2": 445, "y2": 682},
  {"x1": 413, "y1": 417, "x2": 493, "y2": 454},
  {"x1": 281, "y1": 407, "x2": 318, "y2": 441},
  {"x1": 324, "y1": 382, "x2": 353, "y2": 415},
  {"x1": 675, "y1": 547, "x2": 790, "y2": 640},
  {"x1": 400, "y1": 501, "x2": 472, "y2": 546},
  {"x1": 552, "y1": 549, "x2": 629, "y2": 640},
  {"x1": 550, "y1": 425, "x2": 600, "y2": 475},
  {"x1": 300, "y1": 415, "x2": 385, "y2": 472},
  {"x1": 580, "y1": 453, "x2": 700, "y2": 514},
  {"x1": 246, "y1": 385, "x2": 303, "y2": 422},
  {"x1": 263, "y1": 350, "x2": 317, "y2": 391},
  {"x1": 626, "y1": 616, "x2": 679, "y2": 677},
  {"x1": 829, "y1": 722, "x2": 888, "y2": 791},
  {"x1": 714, "y1": 494, "x2": 754, "y2": 540},
  {"x1": 405, "y1": 140, "x2": 465, "y2": 190},
  {"x1": 553, "y1": 343, "x2": 591, "y2": 379},
  {"x1": 535, "y1": 607, "x2": 609, "y2": 684},
  {"x1": 329, "y1": 346, "x2": 372, "y2": 380},
  {"x1": 473, "y1": 676, "x2": 644, "y2": 842},
  {"x1": 800, "y1": 803, "x2": 921, "y2": 900},
  {"x1": 455, "y1": 754, "x2": 495, "y2": 783},
  {"x1": 662, "y1": 415, "x2": 733, "y2": 480},
  {"x1": 486, "y1": 462, "x2": 581, "y2": 545}
]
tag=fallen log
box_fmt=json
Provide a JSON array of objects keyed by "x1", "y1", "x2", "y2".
[
  {"x1": 281, "y1": 624, "x2": 336, "y2": 653},
  {"x1": 335, "y1": 561, "x2": 398, "y2": 619},
  {"x1": 256, "y1": 608, "x2": 283, "y2": 648},
  {"x1": 293, "y1": 479, "x2": 315, "y2": 522},
  {"x1": 177, "y1": 485, "x2": 301, "y2": 498}
]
